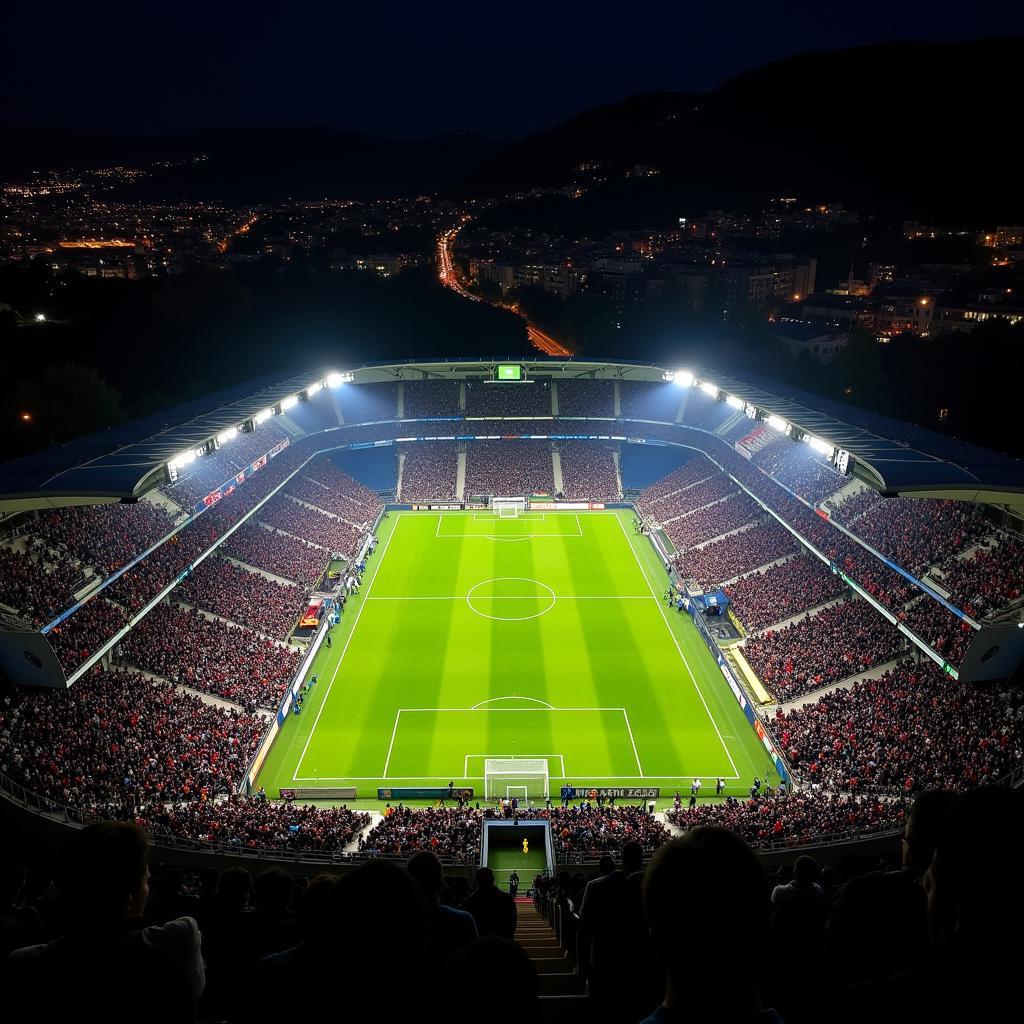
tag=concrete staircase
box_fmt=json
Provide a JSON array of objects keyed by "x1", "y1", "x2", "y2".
[{"x1": 516, "y1": 900, "x2": 584, "y2": 998}]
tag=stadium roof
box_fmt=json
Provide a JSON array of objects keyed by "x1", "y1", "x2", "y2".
[
  {"x1": 1, "y1": 357, "x2": 1022, "y2": 511},
  {"x1": 0, "y1": 369, "x2": 330, "y2": 512},
  {"x1": 699, "y1": 367, "x2": 1024, "y2": 502}
]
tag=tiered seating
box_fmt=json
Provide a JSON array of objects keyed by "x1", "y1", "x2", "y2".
[
  {"x1": 659, "y1": 473, "x2": 735, "y2": 521},
  {"x1": 176, "y1": 557, "x2": 304, "y2": 639},
  {"x1": 934, "y1": 538, "x2": 1024, "y2": 619},
  {"x1": 337, "y1": 382, "x2": 397, "y2": 423},
  {"x1": 304, "y1": 458, "x2": 382, "y2": 520},
  {"x1": 775, "y1": 661, "x2": 1022, "y2": 791},
  {"x1": 0, "y1": 546, "x2": 77, "y2": 625},
  {"x1": 360, "y1": 806, "x2": 483, "y2": 861},
  {"x1": 402, "y1": 379, "x2": 461, "y2": 417},
  {"x1": 259, "y1": 497, "x2": 363, "y2": 557},
  {"x1": 464, "y1": 442, "x2": 554, "y2": 497},
  {"x1": 120, "y1": 603, "x2": 300, "y2": 711},
  {"x1": 465, "y1": 381, "x2": 551, "y2": 416},
  {"x1": 400, "y1": 443, "x2": 458, "y2": 501},
  {"x1": 556, "y1": 379, "x2": 615, "y2": 416},
  {"x1": 742, "y1": 599, "x2": 905, "y2": 701},
  {"x1": 752, "y1": 442, "x2": 846, "y2": 504},
  {"x1": 557, "y1": 442, "x2": 619, "y2": 500},
  {"x1": 222, "y1": 525, "x2": 328, "y2": 586},
  {"x1": 666, "y1": 493, "x2": 759, "y2": 548},
  {"x1": 636, "y1": 456, "x2": 713, "y2": 508},
  {"x1": 724, "y1": 556, "x2": 847, "y2": 632},
  {"x1": 620, "y1": 380, "x2": 683, "y2": 420},
  {"x1": 677, "y1": 522, "x2": 795, "y2": 587},
  {"x1": 0, "y1": 668, "x2": 264, "y2": 811}
]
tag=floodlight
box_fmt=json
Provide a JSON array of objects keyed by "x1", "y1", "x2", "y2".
[
  {"x1": 699, "y1": 381, "x2": 719, "y2": 399},
  {"x1": 281, "y1": 395, "x2": 299, "y2": 411},
  {"x1": 254, "y1": 407, "x2": 273, "y2": 425},
  {"x1": 216, "y1": 426, "x2": 238, "y2": 445},
  {"x1": 306, "y1": 382, "x2": 323, "y2": 397},
  {"x1": 806, "y1": 435, "x2": 835, "y2": 458},
  {"x1": 725, "y1": 394, "x2": 744, "y2": 409},
  {"x1": 326, "y1": 372, "x2": 344, "y2": 387},
  {"x1": 766, "y1": 414, "x2": 789, "y2": 433},
  {"x1": 674, "y1": 369, "x2": 695, "y2": 387}
]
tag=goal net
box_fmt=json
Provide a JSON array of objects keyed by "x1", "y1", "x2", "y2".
[
  {"x1": 484, "y1": 758, "x2": 550, "y2": 800},
  {"x1": 492, "y1": 497, "x2": 527, "y2": 518}
]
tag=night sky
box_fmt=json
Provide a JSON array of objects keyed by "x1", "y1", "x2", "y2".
[{"x1": 5, "y1": 0, "x2": 1023, "y2": 139}]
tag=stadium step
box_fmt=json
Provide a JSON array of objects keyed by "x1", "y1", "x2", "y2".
[{"x1": 515, "y1": 903, "x2": 584, "y2": 997}]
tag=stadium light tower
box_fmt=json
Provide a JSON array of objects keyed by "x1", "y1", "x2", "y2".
[
  {"x1": 672, "y1": 369, "x2": 695, "y2": 387},
  {"x1": 326, "y1": 372, "x2": 345, "y2": 387}
]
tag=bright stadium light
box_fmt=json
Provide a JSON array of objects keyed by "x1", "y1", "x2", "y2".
[
  {"x1": 254, "y1": 407, "x2": 273, "y2": 425},
  {"x1": 170, "y1": 449, "x2": 197, "y2": 470},
  {"x1": 672, "y1": 369, "x2": 695, "y2": 387},
  {"x1": 326, "y1": 372, "x2": 345, "y2": 387},
  {"x1": 306, "y1": 381, "x2": 323, "y2": 397},
  {"x1": 806, "y1": 434, "x2": 835, "y2": 458},
  {"x1": 725, "y1": 394, "x2": 744, "y2": 410},
  {"x1": 700, "y1": 381, "x2": 719, "y2": 399},
  {"x1": 281, "y1": 394, "x2": 299, "y2": 411},
  {"x1": 766, "y1": 414, "x2": 789, "y2": 433},
  {"x1": 216, "y1": 426, "x2": 238, "y2": 445}
]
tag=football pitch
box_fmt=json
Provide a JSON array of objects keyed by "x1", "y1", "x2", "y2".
[{"x1": 256, "y1": 509, "x2": 778, "y2": 804}]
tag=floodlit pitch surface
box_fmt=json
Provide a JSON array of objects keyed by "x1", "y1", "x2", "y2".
[{"x1": 256, "y1": 510, "x2": 777, "y2": 802}]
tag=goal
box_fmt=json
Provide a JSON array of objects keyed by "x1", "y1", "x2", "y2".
[
  {"x1": 492, "y1": 497, "x2": 527, "y2": 519},
  {"x1": 484, "y1": 758, "x2": 550, "y2": 800}
]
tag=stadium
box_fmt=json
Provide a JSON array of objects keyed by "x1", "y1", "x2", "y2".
[{"x1": 2, "y1": 358, "x2": 1023, "y2": 1020}]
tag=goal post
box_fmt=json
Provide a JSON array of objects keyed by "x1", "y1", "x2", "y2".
[
  {"x1": 492, "y1": 496, "x2": 527, "y2": 518},
  {"x1": 484, "y1": 758, "x2": 550, "y2": 800}
]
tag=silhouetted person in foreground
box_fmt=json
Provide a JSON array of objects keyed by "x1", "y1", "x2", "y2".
[
  {"x1": 462, "y1": 866, "x2": 517, "y2": 939},
  {"x1": 643, "y1": 828, "x2": 783, "y2": 1024},
  {"x1": 3, "y1": 822, "x2": 203, "y2": 1023},
  {"x1": 842, "y1": 787, "x2": 1024, "y2": 1024},
  {"x1": 408, "y1": 850, "x2": 478, "y2": 965},
  {"x1": 445, "y1": 936, "x2": 539, "y2": 1024}
]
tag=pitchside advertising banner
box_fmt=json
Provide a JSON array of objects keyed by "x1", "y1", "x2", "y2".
[
  {"x1": 378, "y1": 787, "x2": 474, "y2": 800},
  {"x1": 562, "y1": 786, "x2": 660, "y2": 800}
]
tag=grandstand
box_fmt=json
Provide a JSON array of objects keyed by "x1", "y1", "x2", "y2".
[
  {"x1": 0, "y1": 362, "x2": 1022, "y2": 878},
  {"x1": 3, "y1": 358, "x2": 1023, "y2": 1022}
]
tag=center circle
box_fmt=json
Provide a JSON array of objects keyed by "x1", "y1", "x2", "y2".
[{"x1": 466, "y1": 577, "x2": 556, "y2": 621}]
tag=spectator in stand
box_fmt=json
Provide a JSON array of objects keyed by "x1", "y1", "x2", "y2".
[
  {"x1": 460, "y1": 867, "x2": 516, "y2": 939},
  {"x1": 400, "y1": 443, "x2": 459, "y2": 501},
  {"x1": 557, "y1": 442, "x2": 620, "y2": 500},
  {"x1": 3, "y1": 823, "x2": 204, "y2": 1023},
  {"x1": 642, "y1": 828, "x2": 781, "y2": 1024},
  {"x1": 407, "y1": 850, "x2": 477, "y2": 965},
  {"x1": 464, "y1": 441, "x2": 555, "y2": 497},
  {"x1": 223, "y1": 524, "x2": 327, "y2": 586},
  {"x1": 725, "y1": 556, "x2": 847, "y2": 633},
  {"x1": 677, "y1": 522, "x2": 795, "y2": 590}
]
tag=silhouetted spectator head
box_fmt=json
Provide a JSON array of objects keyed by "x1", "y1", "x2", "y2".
[
  {"x1": 475, "y1": 867, "x2": 497, "y2": 890},
  {"x1": 254, "y1": 868, "x2": 294, "y2": 917},
  {"x1": 903, "y1": 789, "x2": 956, "y2": 872},
  {"x1": 926, "y1": 787, "x2": 1024, "y2": 951},
  {"x1": 217, "y1": 867, "x2": 251, "y2": 912},
  {"x1": 445, "y1": 937, "x2": 538, "y2": 1024},
  {"x1": 55, "y1": 822, "x2": 150, "y2": 926},
  {"x1": 598, "y1": 855, "x2": 615, "y2": 876},
  {"x1": 645, "y1": 828, "x2": 771, "y2": 1014},
  {"x1": 0, "y1": 862, "x2": 28, "y2": 905},
  {"x1": 793, "y1": 855, "x2": 819, "y2": 887},
  {"x1": 299, "y1": 874, "x2": 338, "y2": 946},
  {"x1": 407, "y1": 850, "x2": 444, "y2": 903},
  {"x1": 623, "y1": 840, "x2": 644, "y2": 874}
]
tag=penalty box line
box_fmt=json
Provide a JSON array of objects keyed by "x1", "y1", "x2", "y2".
[{"x1": 382, "y1": 706, "x2": 645, "y2": 778}]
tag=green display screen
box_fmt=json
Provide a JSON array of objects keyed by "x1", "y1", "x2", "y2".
[{"x1": 497, "y1": 364, "x2": 523, "y2": 381}]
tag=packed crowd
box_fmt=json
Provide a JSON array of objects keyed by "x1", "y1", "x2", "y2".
[
  {"x1": 0, "y1": 668, "x2": 264, "y2": 812},
  {"x1": 463, "y1": 441, "x2": 555, "y2": 497},
  {"x1": 304, "y1": 457, "x2": 382, "y2": 513},
  {"x1": 637, "y1": 455, "x2": 714, "y2": 507},
  {"x1": 619, "y1": 379, "x2": 687, "y2": 420},
  {"x1": 724, "y1": 555, "x2": 847, "y2": 633},
  {"x1": 176, "y1": 558, "x2": 304, "y2": 640},
  {"x1": 934, "y1": 536, "x2": 1024, "y2": 619},
  {"x1": 557, "y1": 442, "x2": 619, "y2": 500},
  {"x1": 664, "y1": 492, "x2": 759, "y2": 549},
  {"x1": 360, "y1": 805, "x2": 484, "y2": 861},
  {"x1": 465, "y1": 380, "x2": 552, "y2": 417},
  {"x1": 120, "y1": 603, "x2": 300, "y2": 711},
  {"x1": 140, "y1": 795, "x2": 370, "y2": 854},
  {"x1": 555, "y1": 379, "x2": 616, "y2": 416},
  {"x1": 0, "y1": 545, "x2": 77, "y2": 626},
  {"x1": 522, "y1": 803, "x2": 670, "y2": 856},
  {"x1": 658, "y1": 473, "x2": 736, "y2": 523},
  {"x1": 337, "y1": 382, "x2": 397, "y2": 422},
  {"x1": 32, "y1": 501, "x2": 177, "y2": 578},
  {"x1": 753, "y1": 442, "x2": 846, "y2": 505},
  {"x1": 742, "y1": 598, "x2": 906, "y2": 701},
  {"x1": 221, "y1": 524, "x2": 328, "y2": 587},
  {"x1": 899, "y1": 598, "x2": 975, "y2": 665},
  {"x1": 666, "y1": 790, "x2": 909, "y2": 847},
  {"x1": 775, "y1": 661, "x2": 1024, "y2": 792},
  {"x1": 400, "y1": 443, "x2": 458, "y2": 501},
  {"x1": 676, "y1": 522, "x2": 796, "y2": 588},
  {"x1": 402, "y1": 379, "x2": 461, "y2": 418},
  {"x1": 258, "y1": 497, "x2": 363, "y2": 557}
]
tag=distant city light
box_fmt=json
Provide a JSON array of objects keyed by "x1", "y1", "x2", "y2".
[
  {"x1": 20, "y1": 411, "x2": 32, "y2": 422},
  {"x1": 34, "y1": 313, "x2": 46, "y2": 322}
]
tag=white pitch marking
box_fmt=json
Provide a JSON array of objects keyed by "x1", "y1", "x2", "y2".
[
  {"x1": 621, "y1": 709, "x2": 645, "y2": 777},
  {"x1": 292, "y1": 514, "x2": 401, "y2": 781},
  {"x1": 615, "y1": 513, "x2": 738, "y2": 776},
  {"x1": 471, "y1": 695, "x2": 555, "y2": 709}
]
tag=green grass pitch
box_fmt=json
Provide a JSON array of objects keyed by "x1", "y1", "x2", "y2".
[{"x1": 256, "y1": 509, "x2": 778, "y2": 806}]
